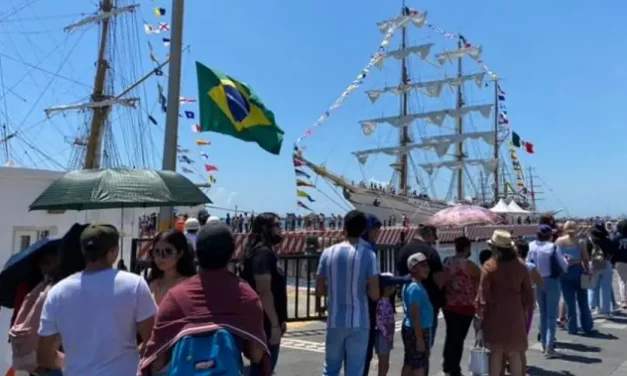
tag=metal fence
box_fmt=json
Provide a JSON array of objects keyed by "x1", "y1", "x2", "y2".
[{"x1": 129, "y1": 238, "x2": 401, "y2": 323}]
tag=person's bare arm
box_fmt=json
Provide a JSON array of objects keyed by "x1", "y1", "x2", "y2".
[
  {"x1": 367, "y1": 275, "x2": 380, "y2": 301},
  {"x1": 410, "y1": 303, "x2": 423, "y2": 345},
  {"x1": 137, "y1": 316, "x2": 155, "y2": 354},
  {"x1": 530, "y1": 268, "x2": 544, "y2": 289},
  {"x1": 37, "y1": 334, "x2": 63, "y2": 370},
  {"x1": 467, "y1": 261, "x2": 481, "y2": 282},
  {"x1": 255, "y1": 274, "x2": 280, "y2": 328},
  {"x1": 315, "y1": 275, "x2": 327, "y2": 298},
  {"x1": 243, "y1": 340, "x2": 266, "y2": 363}
]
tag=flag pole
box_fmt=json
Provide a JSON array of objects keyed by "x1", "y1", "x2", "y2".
[{"x1": 159, "y1": 0, "x2": 185, "y2": 231}]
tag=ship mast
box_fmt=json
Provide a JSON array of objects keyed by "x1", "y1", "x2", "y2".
[
  {"x1": 43, "y1": 3, "x2": 143, "y2": 168},
  {"x1": 455, "y1": 38, "x2": 464, "y2": 200},
  {"x1": 398, "y1": 3, "x2": 410, "y2": 195},
  {"x1": 84, "y1": 0, "x2": 113, "y2": 169},
  {"x1": 492, "y1": 78, "x2": 500, "y2": 200}
]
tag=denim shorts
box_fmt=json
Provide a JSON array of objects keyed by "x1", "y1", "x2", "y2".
[
  {"x1": 374, "y1": 331, "x2": 394, "y2": 355},
  {"x1": 401, "y1": 325, "x2": 431, "y2": 370}
]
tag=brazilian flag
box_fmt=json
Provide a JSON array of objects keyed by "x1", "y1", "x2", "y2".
[{"x1": 196, "y1": 62, "x2": 284, "y2": 155}]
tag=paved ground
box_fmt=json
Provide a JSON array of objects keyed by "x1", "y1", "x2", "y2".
[{"x1": 275, "y1": 308, "x2": 627, "y2": 376}]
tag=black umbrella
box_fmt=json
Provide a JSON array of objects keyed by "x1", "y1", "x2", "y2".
[
  {"x1": 0, "y1": 236, "x2": 61, "y2": 308},
  {"x1": 29, "y1": 168, "x2": 212, "y2": 211},
  {"x1": 0, "y1": 223, "x2": 89, "y2": 309}
]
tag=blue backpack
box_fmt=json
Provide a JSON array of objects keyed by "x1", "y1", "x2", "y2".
[{"x1": 167, "y1": 329, "x2": 242, "y2": 375}]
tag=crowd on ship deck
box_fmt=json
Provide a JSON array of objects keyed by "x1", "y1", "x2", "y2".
[
  {"x1": 5, "y1": 209, "x2": 627, "y2": 376},
  {"x1": 139, "y1": 211, "x2": 408, "y2": 238}
]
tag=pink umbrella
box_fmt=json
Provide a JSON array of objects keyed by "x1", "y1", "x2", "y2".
[{"x1": 427, "y1": 205, "x2": 506, "y2": 227}]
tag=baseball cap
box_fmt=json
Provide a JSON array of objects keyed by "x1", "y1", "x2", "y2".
[
  {"x1": 407, "y1": 252, "x2": 428, "y2": 270},
  {"x1": 537, "y1": 224, "x2": 553, "y2": 235},
  {"x1": 80, "y1": 223, "x2": 119, "y2": 252},
  {"x1": 196, "y1": 221, "x2": 235, "y2": 264},
  {"x1": 184, "y1": 218, "x2": 200, "y2": 231}
]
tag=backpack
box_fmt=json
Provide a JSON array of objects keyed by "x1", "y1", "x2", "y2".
[
  {"x1": 589, "y1": 237, "x2": 608, "y2": 270},
  {"x1": 167, "y1": 329, "x2": 242, "y2": 376}
]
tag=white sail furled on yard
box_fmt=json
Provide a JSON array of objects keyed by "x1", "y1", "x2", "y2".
[
  {"x1": 359, "y1": 104, "x2": 493, "y2": 131},
  {"x1": 377, "y1": 11, "x2": 427, "y2": 33},
  {"x1": 366, "y1": 73, "x2": 486, "y2": 103},
  {"x1": 419, "y1": 159, "x2": 498, "y2": 176},
  {"x1": 435, "y1": 46, "x2": 483, "y2": 66},
  {"x1": 353, "y1": 131, "x2": 496, "y2": 164},
  {"x1": 375, "y1": 44, "x2": 434, "y2": 70},
  {"x1": 490, "y1": 199, "x2": 511, "y2": 213}
]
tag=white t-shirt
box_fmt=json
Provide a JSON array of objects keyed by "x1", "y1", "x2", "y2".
[{"x1": 39, "y1": 269, "x2": 157, "y2": 376}]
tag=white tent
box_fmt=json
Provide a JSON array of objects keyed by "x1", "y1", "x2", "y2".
[
  {"x1": 490, "y1": 199, "x2": 511, "y2": 213},
  {"x1": 507, "y1": 200, "x2": 529, "y2": 214}
]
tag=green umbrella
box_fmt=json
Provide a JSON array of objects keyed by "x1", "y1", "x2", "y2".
[{"x1": 29, "y1": 168, "x2": 212, "y2": 211}]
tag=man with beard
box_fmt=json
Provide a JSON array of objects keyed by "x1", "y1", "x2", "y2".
[{"x1": 240, "y1": 213, "x2": 287, "y2": 375}]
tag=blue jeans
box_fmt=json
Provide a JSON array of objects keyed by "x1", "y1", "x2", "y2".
[
  {"x1": 249, "y1": 344, "x2": 280, "y2": 375},
  {"x1": 588, "y1": 265, "x2": 613, "y2": 314},
  {"x1": 560, "y1": 265, "x2": 593, "y2": 334},
  {"x1": 323, "y1": 327, "x2": 369, "y2": 376},
  {"x1": 537, "y1": 277, "x2": 560, "y2": 350}
]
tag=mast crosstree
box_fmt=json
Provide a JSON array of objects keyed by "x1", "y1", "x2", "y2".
[{"x1": 353, "y1": 6, "x2": 498, "y2": 202}]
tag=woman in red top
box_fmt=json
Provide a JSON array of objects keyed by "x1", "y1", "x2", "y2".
[{"x1": 442, "y1": 236, "x2": 481, "y2": 376}]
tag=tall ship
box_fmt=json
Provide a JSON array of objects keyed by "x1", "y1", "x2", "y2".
[{"x1": 295, "y1": 4, "x2": 530, "y2": 224}]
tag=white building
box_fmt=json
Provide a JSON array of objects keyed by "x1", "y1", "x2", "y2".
[{"x1": 0, "y1": 166, "x2": 204, "y2": 372}]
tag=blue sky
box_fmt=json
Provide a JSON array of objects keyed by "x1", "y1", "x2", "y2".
[{"x1": 1, "y1": 0, "x2": 626, "y2": 217}]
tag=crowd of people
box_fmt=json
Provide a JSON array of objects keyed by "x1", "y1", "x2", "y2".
[
  {"x1": 140, "y1": 210, "x2": 404, "y2": 237},
  {"x1": 315, "y1": 215, "x2": 627, "y2": 376},
  {"x1": 5, "y1": 207, "x2": 627, "y2": 376}
]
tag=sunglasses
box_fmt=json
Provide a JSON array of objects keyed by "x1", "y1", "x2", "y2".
[{"x1": 152, "y1": 247, "x2": 176, "y2": 259}]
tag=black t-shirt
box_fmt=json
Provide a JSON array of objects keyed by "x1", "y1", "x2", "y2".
[
  {"x1": 396, "y1": 239, "x2": 445, "y2": 308},
  {"x1": 241, "y1": 245, "x2": 288, "y2": 333}
]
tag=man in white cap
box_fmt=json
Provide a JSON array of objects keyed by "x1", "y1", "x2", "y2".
[{"x1": 183, "y1": 218, "x2": 200, "y2": 250}]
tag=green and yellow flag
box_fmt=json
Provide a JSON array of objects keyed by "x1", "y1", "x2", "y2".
[{"x1": 196, "y1": 62, "x2": 284, "y2": 155}]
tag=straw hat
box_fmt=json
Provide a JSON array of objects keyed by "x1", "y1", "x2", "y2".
[
  {"x1": 487, "y1": 229, "x2": 514, "y2": 248},
  {"x1": 563, "y1": 221, "x2": 578, "y2": 234}
]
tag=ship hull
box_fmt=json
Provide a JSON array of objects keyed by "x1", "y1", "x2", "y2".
[{"x1": 344, "y1": 188, "x2": 450, "y2": 225}]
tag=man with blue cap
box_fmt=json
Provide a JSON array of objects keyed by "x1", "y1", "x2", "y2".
[{"x1": 361, "y1": 213, "x2": 410, "y2": 375}]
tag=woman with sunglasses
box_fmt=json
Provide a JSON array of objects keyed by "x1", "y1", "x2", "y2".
[{"x1": 148, "y1": 230, "x2": 197, "y2": 305}]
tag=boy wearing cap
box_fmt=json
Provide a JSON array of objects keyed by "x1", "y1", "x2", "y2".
[
  {"x1": 401, "y1": 253, "x2": 433, "y2": 376},
  {"x1": 37, "y1": 224, "x2": 157, "y2": 376}
]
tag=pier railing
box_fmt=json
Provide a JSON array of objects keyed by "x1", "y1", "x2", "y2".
[{"x1": 129, "y1": 238, "x2": 401, "y2": 323}]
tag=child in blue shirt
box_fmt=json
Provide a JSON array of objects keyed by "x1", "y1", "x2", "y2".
[{"x1": 402, "y1": 252, "x2": 433, "y2": 376}]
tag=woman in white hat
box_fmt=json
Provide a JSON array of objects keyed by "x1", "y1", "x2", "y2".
[{"x1": 476, "y1": 230, "x2": 534, "y2": 376}]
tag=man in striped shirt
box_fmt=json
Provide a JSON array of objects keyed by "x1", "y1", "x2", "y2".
[{"x1": 316, "y1": 210, "x2": 380, "y2": 376}]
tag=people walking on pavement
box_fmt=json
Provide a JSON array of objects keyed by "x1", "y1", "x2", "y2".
[
  {"x1": 361, "y1": 214, "x2": 409, "y2": 375},
  {"x1": 477, "y1": 230, "x2": 534, "y2": 376},
  {"x1": 612, "y1": 219, "x2": 627, "y2": 308},
  {"x1": 240, "y1": 213, "x2": 288, "y2": 375},
  {"x1": 442, "y1": 236, "x2": 480, "y2": 376},
  {"x1": 146, "y1": 229, "x2": 196, "y2": 305},
  {"x1": 38, "y1": 224, "x2": 157, "y2": 376},
  {"x1": 401, "y1": 252, "x2": 433, "y2": 376},
  {"x1": 397, "y1": 225, "x2": 445, "y2": 349},
  {"x1": 316, "y1": 210, "x2": 380, "y2": 376},
  {"x1": 586, "y1": 222, "x2": 616, "y2": 317},
  {"x1": 139, "y1": 221, "x2": 270, "y2": 376},
  {"x1": 374, "y1": 274, "x2": 397, "y2": 376},
  {"x1": 527, "y1": 225, "x2": 568, "y2": 358},
  {"x1": 556, "y1": 221, "x2": 594, "y2": 334}
]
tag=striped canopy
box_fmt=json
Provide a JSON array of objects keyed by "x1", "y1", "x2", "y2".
[{"x1": 427, "y1": 205, "x2": 506, "y2": 227}]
